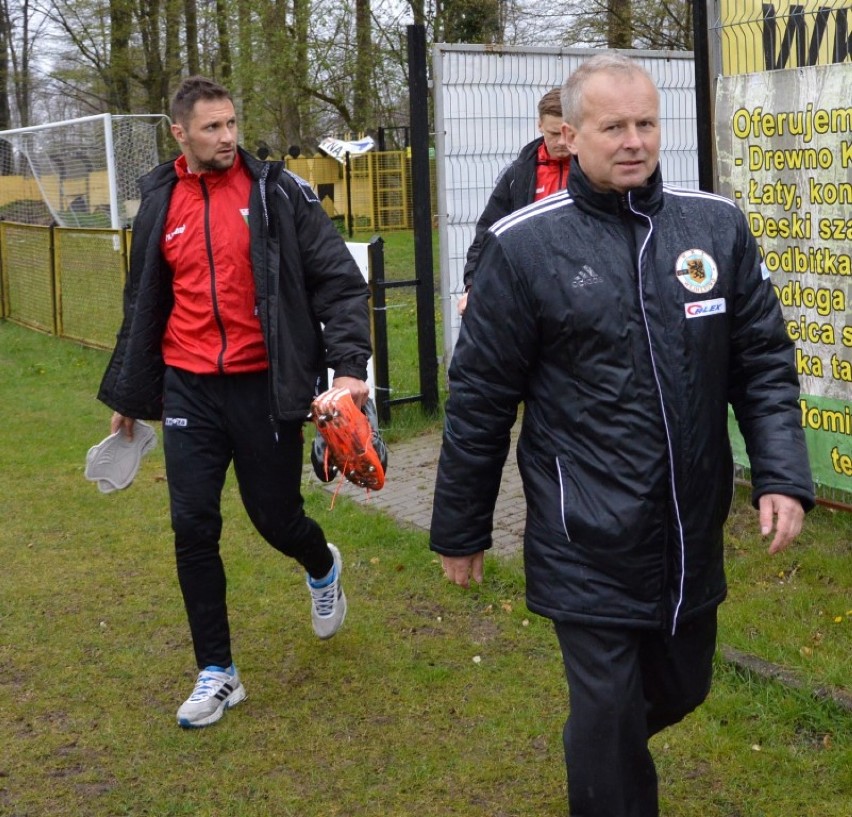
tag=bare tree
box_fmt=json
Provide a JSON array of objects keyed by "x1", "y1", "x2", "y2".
[
  {"x1": 562, "y1": 0, "x2": 692, "y2": 50},
  {"x1": 3, "y1": 0, "x2": 47, "y2": 126},
  {"x1": 215, "y1": 0, "x2": 231, "y2": 79},
  {"x1": 0, "y1": 1, "x2": 12, "y2": 132}
]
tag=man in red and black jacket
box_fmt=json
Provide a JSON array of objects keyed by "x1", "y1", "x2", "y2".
[
  {"x1": 459, "y1": 88, "x2": 571, "y2": 315},
  {"x1": 99, "y1": 76, "x2": 371, "y2": 729}
]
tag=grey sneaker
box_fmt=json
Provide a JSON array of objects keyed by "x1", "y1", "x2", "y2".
[
  {"x1": 176, "y1": 664, "x2": 246, "y2": 728},
  {"x1": 307, "y1": 543, "x2": 347, "y2": 639}
]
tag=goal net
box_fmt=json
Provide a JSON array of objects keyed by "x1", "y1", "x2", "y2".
[{"x1": 0, "y1": 114, "x2": 169, "y2": 228}]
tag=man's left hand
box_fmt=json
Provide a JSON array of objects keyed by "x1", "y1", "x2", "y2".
[
  {"x1": 758, "y1": 493, "x2": 805, "y2": 554},
  {"x1": 331, "y1": 376, "x2": 369, "y2": 409}
]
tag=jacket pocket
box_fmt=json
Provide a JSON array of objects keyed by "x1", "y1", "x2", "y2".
[{"x1": 555, "y1": 455, "x2": 573, "y2": 543}]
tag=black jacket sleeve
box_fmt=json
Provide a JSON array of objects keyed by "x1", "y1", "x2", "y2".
[
  {"x1": 462, "y1": 162, "x2": 517, "y2": 288},
  {"x1": 431, "y1": 235, "x2": 535, "y2": 555},
  {"x1": 282, "y1": 171, "x2": 371, "y2": 381}
]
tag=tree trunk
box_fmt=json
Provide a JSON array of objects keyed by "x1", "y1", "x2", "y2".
[
  {"x1": 0, "y1": 1, "x2": 11, "y2": 129},
  {"x1": 282, "y1": 0, "x2": 309, "y2": 149},
  {"x1": 216, "y1": 0, "x2": 232, "y2": 80},
  {"x1": 236, "y1": 0, "x2": 253, "y2": 124},
  {"x1": 163, "y1": 0, "x2": 182, "y2": 111},
  {"x1": 108, "y1": 0, "x2": 132, "y2": 111},
  {"x1": 0, "y1": 0, "x2": 11, "y2": 172},
  {"x1": 352, "y1": 0, "x2": 372, "y2": 133},
  {"x1": 184, "y1": 0, "x2": 200, "y2": 76},
  {"x1": 408, "y1": 0, "x2": 426, "y2": 28},
  {"x1": 608, "y1": 0, "x2": 633, "y2": 49}
]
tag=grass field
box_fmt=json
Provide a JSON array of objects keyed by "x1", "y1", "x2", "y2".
[{"x1": 1, "y1": 292, "x2": 850, "y2": 815}]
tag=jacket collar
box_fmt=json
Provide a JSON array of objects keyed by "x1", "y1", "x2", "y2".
[
  {"x1": 536, "y1": 140, "x2": 570, "y2": 168},
  {"x1": 567, "y1": 158, "x2": 663, "y2": 218},
  {"x1": 173, "y1": 151, "x2": 246, "y2": 189},
  {"x1": 237, "y1": 146, "x2": 284, "y2": 185},
  {"x1": 139, "y1": 146, "x2": 283, "y2": 194}
]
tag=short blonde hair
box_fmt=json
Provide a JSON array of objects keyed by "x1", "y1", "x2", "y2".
[{"x1": 560, "y1": 53, "x2": 655, "y2": 126}]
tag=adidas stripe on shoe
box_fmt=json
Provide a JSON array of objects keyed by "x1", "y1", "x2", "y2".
[
  {"x1": 176, "y1": 664, "x2": 246, "y2": 728},
  {"x1": 307, "y1": 543, "x2": 347, "y2": 639}
]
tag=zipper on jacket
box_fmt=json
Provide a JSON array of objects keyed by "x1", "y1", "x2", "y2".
[
  {"x1": 257, "y1": 161, "x2": 280, "y2": 437},
  {"x1": 627, "y1": 191, "x2": 687, "y2": 635},
  {"x1": 199, "y1": 176, "x2": 229, "y2": 374}
]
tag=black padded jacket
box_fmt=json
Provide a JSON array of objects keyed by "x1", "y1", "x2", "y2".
[
  {"x1": 98, "y1": 148, "x2": 371, "y2": 423},
  {"x1": 431, "y1": 159, "x2": 814, "y2": 631}
]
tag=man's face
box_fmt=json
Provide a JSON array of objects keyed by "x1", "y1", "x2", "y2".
[
  {"x1": 561, "y1": 71, "x2": 660, "y2": 194},
  {"x1": 539, "y1": 113, "x2": 570, "y2": 159},
  {"x1": 171, "y1": 97, "x2": 238, "y2": 173}
]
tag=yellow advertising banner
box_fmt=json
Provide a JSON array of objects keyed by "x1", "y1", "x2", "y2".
[
  {"x1": 721, "y1": 0, "x2": 852, "y2": 75},
  {"x1": 716, "y1": 64, "x2": 852, "y2": 493}
]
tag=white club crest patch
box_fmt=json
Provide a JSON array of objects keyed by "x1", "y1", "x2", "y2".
[{"x1": 675, "y1": 249, "x2": 718, "y2": 294}]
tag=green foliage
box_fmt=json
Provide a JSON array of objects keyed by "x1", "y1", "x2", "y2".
[{"x1": 440, "y1": 0, "x2": 503, "y2": 44}]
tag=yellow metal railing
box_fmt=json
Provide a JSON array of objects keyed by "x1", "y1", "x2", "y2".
[{"x1": 1, "y1": 223, "x2": 125, "y2": 348}]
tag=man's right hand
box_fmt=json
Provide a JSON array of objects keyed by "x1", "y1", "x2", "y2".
[
  {"x1": 457, "y1": 291, "x2": 469, "y2": 316},
  {"x1": 440, "y1": 552, "x2": 485, "y2": 589},
  {"x1": 110, "y1": 412, "x2": 135, "y2": 439}
]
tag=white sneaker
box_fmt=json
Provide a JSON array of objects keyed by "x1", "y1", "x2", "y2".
[
  {"x1": 307, "y1": 543, "x2": 347, "y2": 639},
  {"x1": 176, "y1": 664, "x2": 246, "y2": 728}
]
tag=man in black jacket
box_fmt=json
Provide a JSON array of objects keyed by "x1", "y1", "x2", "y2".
[
  {"x1": 458, "y1": 88, "x2": 571, "y2": 315},
  {"x1": 99, "y1": 76, "x2": 371, "y2": 728},
  {"x1": 431, "y1": 54, "x2": 813, "y2": 816}
]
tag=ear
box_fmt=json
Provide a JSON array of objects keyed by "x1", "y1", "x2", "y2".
[
  {"x1": 171, "y1": 122, "x2": 186, "y2": 145},
  {"x1": 561, "y1": 122, "x2": 579, "y2": 156}
]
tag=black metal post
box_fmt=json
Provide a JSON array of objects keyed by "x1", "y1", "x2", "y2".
[
  {"x1": 369, "y1": 235, "x2": 392, "y2": 426},
  {"x1": 692, "y1": 0, "x2": 715, "y2": 192},
  {"x1": 407, "y1": 23, "x2": 439, "y2": 415},
  {"x1": 345, "y1": 152, "x2": 354, "y2": 237}
]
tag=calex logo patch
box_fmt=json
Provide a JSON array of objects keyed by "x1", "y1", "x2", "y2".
[
  {"x1": 240, "y1": 207, "x2": 249, "y2": 226},
  {"x1": 675, "y1": 249, "x2": 718, "y2": 294},
  {"x1": 684, "y1": 297, "x2": 726, "y2": 319}
]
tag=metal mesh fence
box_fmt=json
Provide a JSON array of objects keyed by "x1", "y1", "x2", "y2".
[
  {"x1": 55, "y1": 229, "x2": 126, "y2": 349},
  {"x1": 1, "y1": 223, "x2": 55, "y2": 333}
]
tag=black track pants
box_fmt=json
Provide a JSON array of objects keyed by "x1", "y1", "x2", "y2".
[
  {"x1": 553, "y1": 611, "x2": 717, "y2": 817},
  {"x1": 162, "y1": 367, "x2": 333, "y2": 669}
]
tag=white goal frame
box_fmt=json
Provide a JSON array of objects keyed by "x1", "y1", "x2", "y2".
[{"x1": 0, "y1": 113, "x2": 168, "y2": 229}]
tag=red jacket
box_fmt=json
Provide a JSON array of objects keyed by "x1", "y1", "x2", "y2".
[
  {"x1": 533, "y1": 141, "x2": 571, "y2": 201},
  {"x1": 161, "y1": 153, "x2": 267, "y2": 374}
]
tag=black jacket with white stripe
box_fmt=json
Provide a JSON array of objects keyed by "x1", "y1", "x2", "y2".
[{"x1": 431, "y1": 159, "x2": 813, "y2": 630}]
